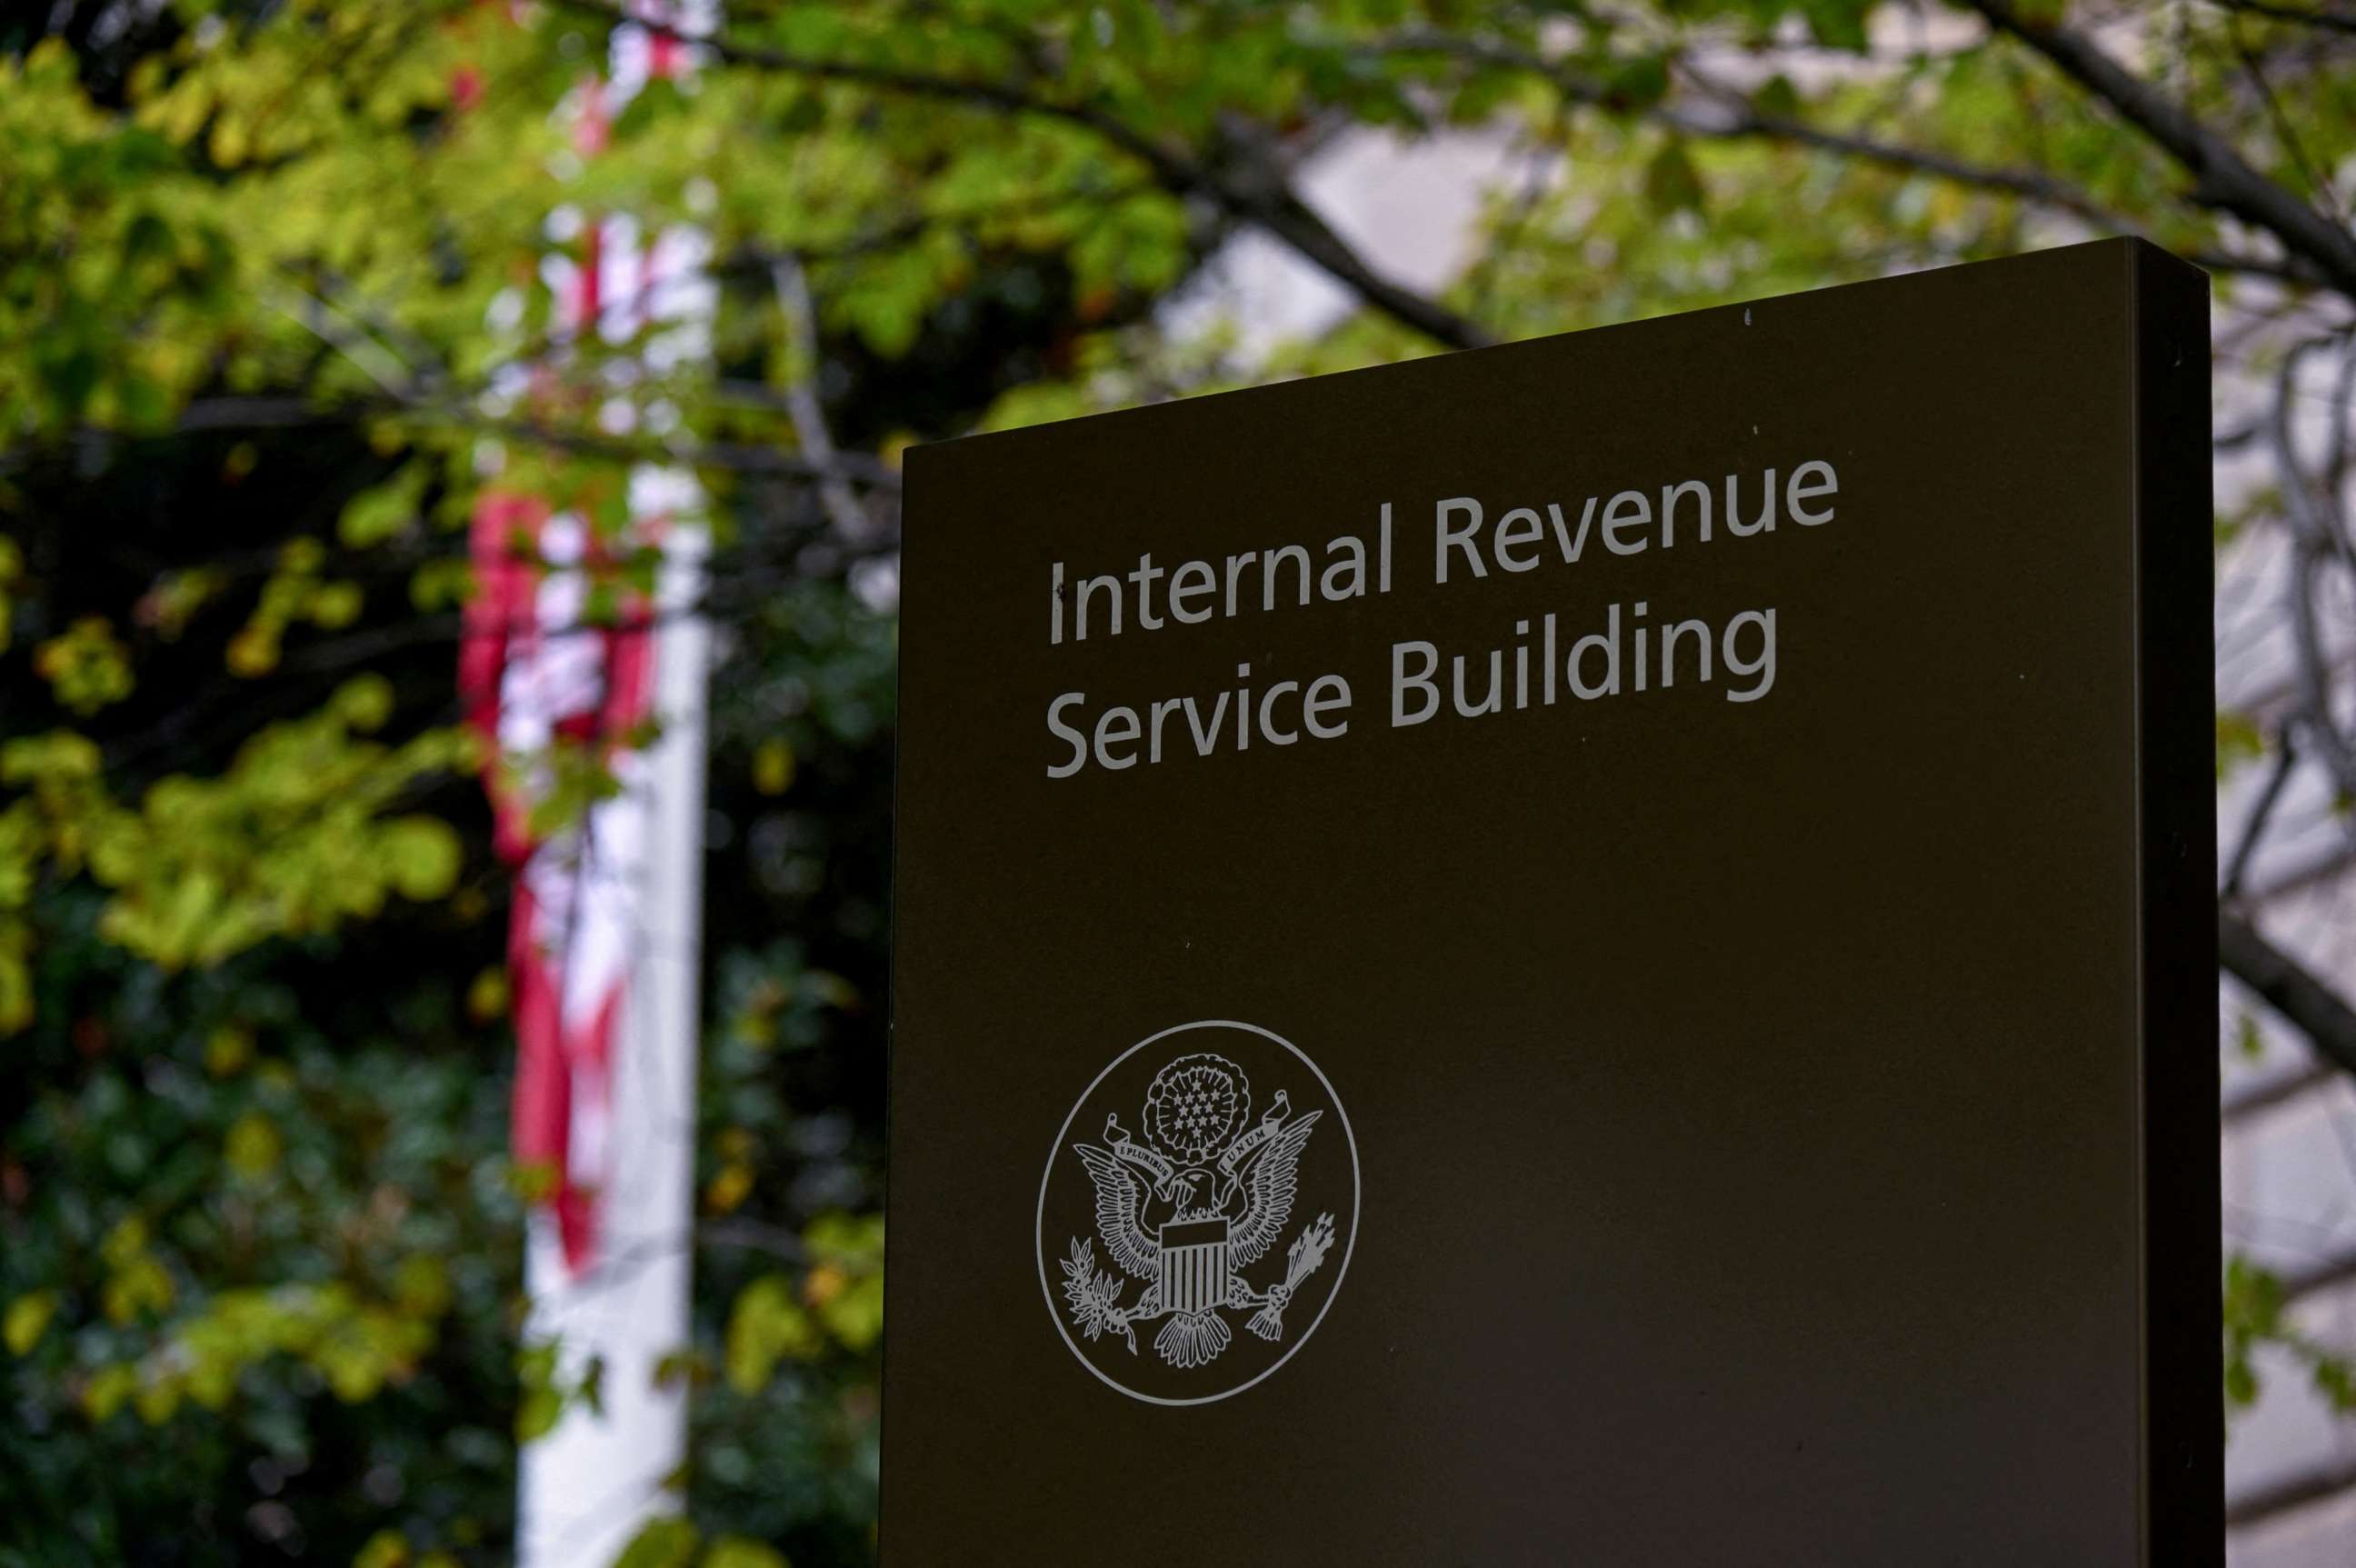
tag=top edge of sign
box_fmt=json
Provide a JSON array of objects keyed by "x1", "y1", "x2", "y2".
[{"x1": 903, "y1": 236, "x2": 2204, "y2": 464}]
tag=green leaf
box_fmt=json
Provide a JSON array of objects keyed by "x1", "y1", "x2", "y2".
[
  {"x1": 225, "y1": 1111, "x2": 283, "y2": 1180},
  {"x1": 1644, "y1": 141, "x2": 1706, "y2": 215},
  {"x1": 2315, "y1": 1355, "x2": 2356, "y2": 1413},
  {"x1": 724, "y1": 1275, "x2": 823, "y2": 1394},
  {"x1": 337, "y1": 463, "x2": 429, "y2": 548},
  {"x1": 354, "y1": 1531, "x2": 413, "y2": 1568},
  {"x1": 205, "y1": 1024, "x2": 255, "y2": 1076},
  {"x1": 1799, "y1": 0, "x2": 1874, "y2": 52},
  {"x1": 815, "y1": 1273, "x2": 884, "y2": 1353},
  {"x1": 381, "y1": 817, "x2": 461, "y2": 900},
  {"x1": 703, "y1": 1540, "x2": 790, "y2": 1568},
  {"x1": 5, "y1": 1291, "x2": 58, "y2": 1355},
  {"x1": 1602, "y1": 53, "x2": 1671, "y2": 111},
  {"x1": 83, "y1": 1363, "x2": 140, "y2": 1422},
  {"x1": 2217, "y1": 710, "x2": 2264, "y2": 780},
  {"x1": 517, "y1": 1339, "x2": 565, "y2": 1443},
  {"x1": 614, "y1": 1518, "x2": 699, "y2": 1568},
  {"x1": 754, "y1": 738, "x2": 794, "y2": 796}
]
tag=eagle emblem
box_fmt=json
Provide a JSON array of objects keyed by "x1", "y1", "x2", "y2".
[{"x1": 1058, "y1": 1050, "x2": 1340, "y2": 1370}]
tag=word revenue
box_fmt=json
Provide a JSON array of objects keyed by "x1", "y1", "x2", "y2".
[
  {"x1": 1045, "y1": 458, "x2": 1837, "y2": 649},
  {"x1": 1043, "y1": 600, "x2": 1777, "y2": 778}
]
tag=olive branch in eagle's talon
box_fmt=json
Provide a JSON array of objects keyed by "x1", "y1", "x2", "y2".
[{"x1": 1061, "y1": 1237, "x2": 1139, "y2": 1353}]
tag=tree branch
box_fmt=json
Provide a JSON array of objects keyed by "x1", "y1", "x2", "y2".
[
  {"x1": 169, "y1": 395, "x2": 361, "y2": 433},
  {"x1": 697, "y1": 1218, "x2": 809, "y2": 1264},
  {"x1": 1204, "y1": 115, "x2": 1496, "y2": 349},
  {"x1": 550, "y1": 0, "x2": 1493, "y2": 350},
  {"x1": 1378, "y1": 32, "x2": 2123, "y2": 215},
  {"x1": 2204, "y1": 0, "x2": 2356, "y2": 36},
  {"x1": 2221, "y1": 909, "x2": 2356, "y2": 1077},
  {"x1": 8, "y1": 398, "x2": 903, "y2": 494},
  {"x1": 1968, "y1": 0, "x2": 2356, "y2": 298},
  {"x1": 1367, "y1": 31, "x2": 2319, "y2": 287},
  {"x1": 482, "y1": 410, "x2": 903, "y2": 491},
  {"x1": 2228, "y1": 1460, "x2": 2356, "y2": 1532},
  {"x1": 1702, "y1": 99, "x2": 2125, "y2": 224}
]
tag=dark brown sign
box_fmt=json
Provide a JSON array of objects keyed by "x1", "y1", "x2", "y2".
[{"x1": 886, "y1": 240, "x2": 2218, "y2": 1564}]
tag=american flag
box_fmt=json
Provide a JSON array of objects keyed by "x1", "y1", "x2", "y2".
[
  {"x1": 460, "y1": 495, "x2": 656, "y2": 1273},
  {"x1": 458, "y1": 0, "x2": 715, "y2": 1279},
  {"x1": 458, "y1": 6, "x2": 718, "y2": 1560}
]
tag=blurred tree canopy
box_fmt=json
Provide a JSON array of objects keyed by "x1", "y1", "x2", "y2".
[{"x1": 3, "y1": 0, "x2": 2355, "y2": 1563}]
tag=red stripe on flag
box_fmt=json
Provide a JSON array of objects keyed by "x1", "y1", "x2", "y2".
[
  {"x1": 464, "y1": 484, "x2": 666, "y2": 1275},
  {"x1": 462, "y1": 493, "x2": 549, "y2": 864},
  {"x1": 507, "y1": 878, "x2": 569, "y2": 1187},
  {"x1": 578, "y1": 216, "x2": 604, "y2": 335}
]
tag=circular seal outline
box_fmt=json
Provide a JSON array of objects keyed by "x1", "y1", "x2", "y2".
[{"x1": 1033, "y1": 1018, "x2": 1360, "y2": 1406}]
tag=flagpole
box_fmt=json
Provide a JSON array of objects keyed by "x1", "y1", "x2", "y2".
[{"x1": 504, "y1": 2, "x2": 717, "y2": 1560}]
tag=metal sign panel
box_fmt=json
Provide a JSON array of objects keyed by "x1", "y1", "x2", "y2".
[{"x1": 885, "y1": 239, "x2": 2217, "y2": 1564}]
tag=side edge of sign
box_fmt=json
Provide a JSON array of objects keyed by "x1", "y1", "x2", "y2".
[{"x1": 2132, "y1": 240, "x2": 2221, "y2": 1566}]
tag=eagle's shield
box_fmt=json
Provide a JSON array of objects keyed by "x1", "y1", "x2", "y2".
[{"x1": 1157, "y1": 1215, "x2": 1231, "y2": 1315}]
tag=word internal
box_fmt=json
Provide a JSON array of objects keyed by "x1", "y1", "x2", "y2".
[
  {"x1": 1044, "y1": 457, "x2": 1837, "y2": 649},
  {"x1": 1049, "y1": 514, "x2": 1394, "y2": 645}
]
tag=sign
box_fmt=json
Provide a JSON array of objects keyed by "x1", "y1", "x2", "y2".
[{"x1": 885, "y1": 239, "x2": 2218, "y2": 1563}]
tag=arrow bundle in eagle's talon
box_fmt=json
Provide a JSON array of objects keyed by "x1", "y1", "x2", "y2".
[{"x1": 1247, "y1": 1212, "x2": 1336, "y2": 1342}]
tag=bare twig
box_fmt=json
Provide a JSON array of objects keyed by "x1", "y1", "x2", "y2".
[
  {"x1": 2274, "y1": 336, "x2": 2356, "y2": 795},
  {"x1": 269, "y1": 285, "x2": 435, "y2": 402},
  {"x1": 769, "y1": 255, "x2": 869, "y2": 539},
  {"x1": 2225, "y1": 725, "x2": 2301, "y2": 896},
  {"x1": 253, "y1": 264, "x2": 911, "y2": 495},
  {"x1": 2326, "y1": 340, "x2": 2356, "y2": 486},
  {"x1": 2228, "y1": 14, "x2": 2349, "y2": 226}
]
